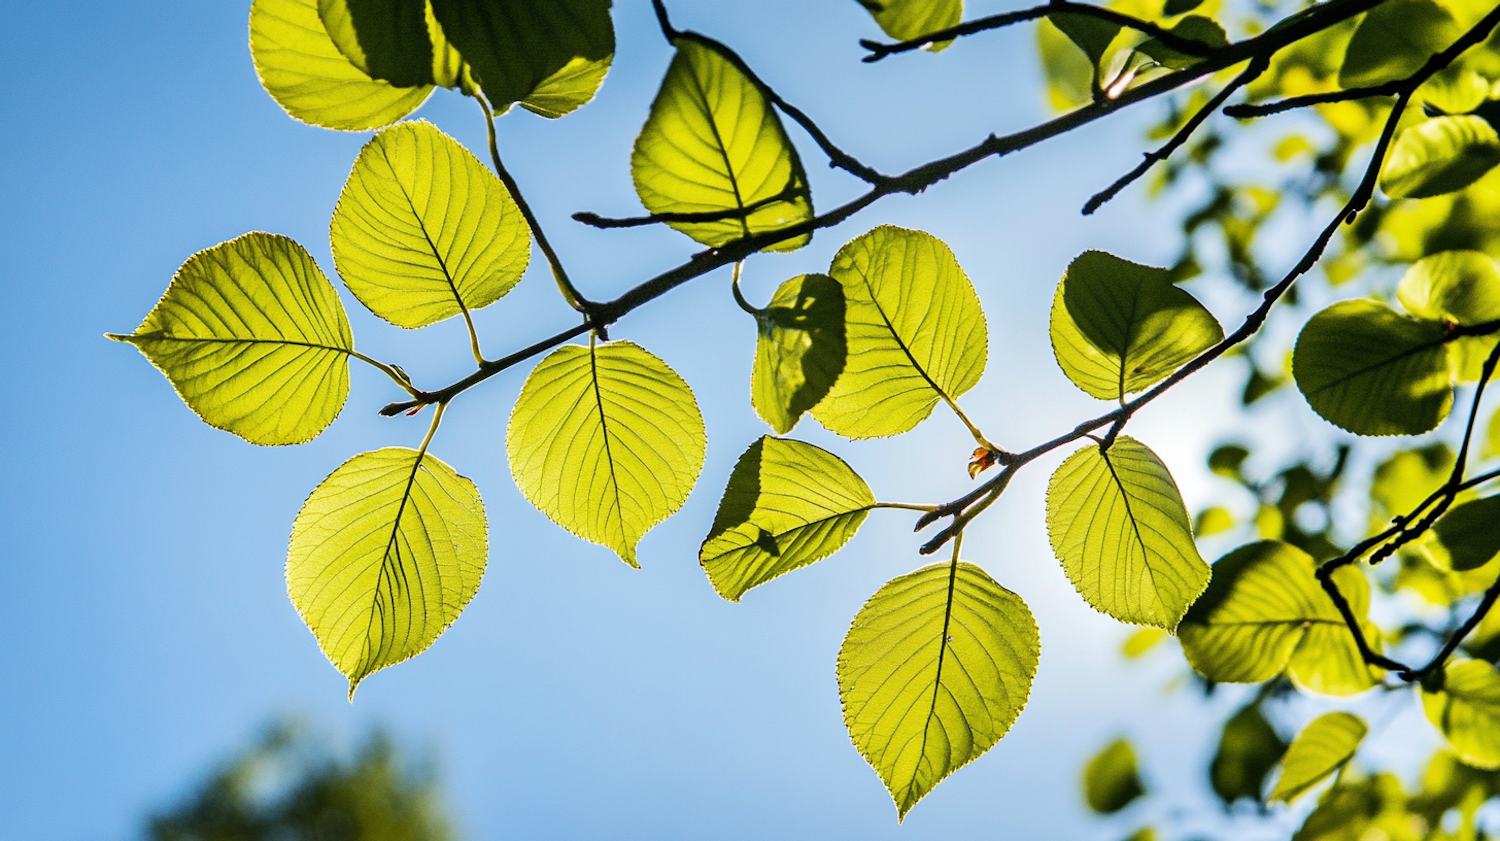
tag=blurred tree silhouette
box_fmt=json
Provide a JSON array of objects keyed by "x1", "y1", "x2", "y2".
[{"x1": 146, "y1": 721, "x2": 454, "y2": 841}]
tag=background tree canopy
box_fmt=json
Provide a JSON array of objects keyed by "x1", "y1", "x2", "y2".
[{"x1": 7, "y1": 0, "x2": 1500, "y2": 838}]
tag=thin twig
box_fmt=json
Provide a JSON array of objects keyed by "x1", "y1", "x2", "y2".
[
  {"x1": 574, "y1": 183, "x2": 801, "y2": 230},
  {"x1": 1225, "y1": 80, "x2": 1405, "y2": 118},
  {"x1": 860, "y1": 0, "x2": 1222, "y2": 62},
  {"x1": 1084, "y1": 57, "x2": 1267, "y2": 215}
]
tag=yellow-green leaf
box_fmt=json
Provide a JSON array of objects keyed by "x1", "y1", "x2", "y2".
[
  {"x1": 1045, "y1": 437, "x2": 1210, "y2": 630},
  {"x1": 1487, "y1": 404, "x2": 1500, "y2": 459},
  {"x1": 250, "y1": 0, "x2": 432, "y2": 131},
  {"x1": 750, "y1": 274, "x2": 846, "y2": 434},
  {"x1": 1123, "y1": 627, "x2": 1168, "y2": 658},
  {"x1": 1397, "y1": 250, "x2": 1500, "y2": 382},
  {"x1": 331, "y1": 120, "x2": 530, "y2": 329},
  {"x1": 862, "y1": 0, "x2": 962, "y2": 52},
  {"x1": 1423, "y1": 659, "x2": 1500, "y2": 769},
  {"x1": 317, "y1": 0, "x2": 434, "y2": 88},
  {"x1": 287, "y1": 447, "x2": 486, "y2": 698},
  {"x1": 1339, "y1": 0, "x2": 1459, "y2": 88},
  {"x1": 1083, "y1": 739, "x2": 1146, "y2": 814},
  {"x1": 812, "y1": 226, "x2": 987, "y2": 439},
  {"x1": 1293, "y1": 298, "x2": 1454, "y2": 436},
  {"x1": 108, "y1": 233, "x2": 354, "y2": 446},
  {"x1": 1270, "y1": 712, "x2": 1369, "y2": 804},
  {"x1": 1050, "y1": 251, "x2": 1223, "y2": 402},
  {"x1": 839, "y1": 560, "x2": 1039, "y2": 821},
  {"x1": 430, "y1": 0, "x2": 612, "y2": 117},
  {"x1": 700, "y1": 437, "x2": 874, "y2": 601},
  {"x1": 1179, "y1": 541, "x2": 1383, "y2": 696},
  {"x1": 631, "y1": 38, "x2": 813, "y2": 251},
  {"x1": 1381, "y1": 116, "x2": 1500, "y2": 200},
  {"x1": 507, "y1": 342, "x2": 705, "y2": 567}
]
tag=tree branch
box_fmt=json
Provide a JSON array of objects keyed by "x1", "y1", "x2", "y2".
[
  {"x1": 573, "y1": 183, "x2": 801, "y2": 229},
  {"x1": 859, "y1": 0, "x2": 1221, "y2": 63},
  {"x1": 1224, "y1": 80, "x2": 1405, "y2": 119}
]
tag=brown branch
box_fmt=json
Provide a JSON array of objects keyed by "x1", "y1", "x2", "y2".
[
  {"x1": 860, "y1": 0, "x2": 1221, "y2": 63},
  {"x1": 1224, "y1": 80, "x2": 1405, "y2": 118},
  {"x1": 573, "y1": 183, "x2": 801, "y2": 229}
]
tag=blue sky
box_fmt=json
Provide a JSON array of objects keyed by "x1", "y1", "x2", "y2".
[{"x1": 0, "y1": 2, "x2": 1263, "y2": 839}]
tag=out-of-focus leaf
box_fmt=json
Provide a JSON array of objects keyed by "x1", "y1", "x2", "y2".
[
  {"x1": 1083, "y1": 739, "x2": 1146, "y2": 814},
  {"x1": 1212, "y1": 704, "x2": 1287, "y2": 804},
  {"x1": 1138, "y1": 16, "x2": 1230, "y2": 71},
  {"x1": 1425, "y1": 496, "x2": 1500, "y2": 571},
  {"x1": 1270, "y1": 712, "x2": 1369, "y2": 803},
  {"x1": 1195, "y1": 506, "x2": 1235, "y2": 537},
  {"x1": 1423, "y1": 659, "x2": 1500, "y2": 769},
  {"x1": 1381, "y1": 116, "x2": 1500, "y2": 200},
  {"x1": 1123, "y1": 627, "x2": 1168, "y2": 658},
  {"x1": 1339, "y1": 0, "x2": 1459, "y2": 88}
]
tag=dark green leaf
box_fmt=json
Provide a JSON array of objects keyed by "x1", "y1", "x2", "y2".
[
  {"x1": 1137, "y1": 16, "x2": 1229, "y2": 71},
  {"x1": 1428, "y1": 496, "x2": 1500, "y2": 571},
  {"x1": 1050, "y1": 12, "x2": 1121, "y2": 68},
  {"x1": 1211, "y1": 704, "x2": 1287, "y2": 805},
  {"x1": 318, "y1": 0, "x2": 433, "y2": 88},
  {"x1": 1083, "y1": 738, "x2": 1146, "y2": 814},
  {"x1": 1293, "y1": 298, "x2": 1453, "y2": 436},
  {"x1": 1339, "y1": 0, "x2": 1459, "y2": 88}
]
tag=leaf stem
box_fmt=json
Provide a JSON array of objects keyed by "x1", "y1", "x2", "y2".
[
  {"x1": 730, "y1": 260, "x2": 758, "y2": 316},
  {"x1": 874, "y1": 502, "x2": 941, "y2": 513},
  {"x1": 476, "y1": 95, "x2": 594, "y2": 315},
  {"x1": 347, "y1": 350, "x2": 423, "y2": 399}
]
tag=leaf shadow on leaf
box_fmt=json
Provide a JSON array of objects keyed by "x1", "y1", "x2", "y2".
[{"x1": 757, "y1": 273, "x2": 847, "y2": 432}]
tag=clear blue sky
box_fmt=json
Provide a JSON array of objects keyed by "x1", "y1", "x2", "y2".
[{"x1": 0, "y1": 2, "x2": 1258, "y2": 839}]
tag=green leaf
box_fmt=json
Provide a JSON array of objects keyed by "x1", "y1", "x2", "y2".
[
  {"x1": 699, "y1": 437, "x2": 874, "y2": 601},
  {"x1": 1045, "y1": 436, "x2": 1210, "y2": 630},
  {"x1": 1163, "y1": 0, "x2": 1205, "y2": 15},
  {"x1": 317, "y1": 0, "x2": 434, "y2": 88},
  {"x1": 1050, "y1": 251, "x2": 1224, "y2": 402},
  {"x1": 750, "y1": 274, "x2": 846, "y2": 434},
  {"x1": 1037, "y1": 17, "x2": 1096, "y2": 110},
  {"x1": 1292, "y1": 776, "x2": 1392, "y2": 841},
  {"x1": 1381, "y1": 116, "x2": 1500, "y2": 200},
  {"x1": 430, "y1": 0, "x2": 613, "y2": 117},
  {"x1": 1339, "y1": 0, "x2": 1459, "y2": 88},
  {"x1": 1195, "y1": 505, "x2": 1235, "y2": 537},
  {"x1": 1137, "y1": 16, "x2": 1230, "y2": 71},
  {"x1": 330, "y1": 120, "x2": 530, "y2": 330},
  {"x1": 1292, "y1": 298, "x2": 1454, "y2": 436},
  {"x1": 1211, "y1": 704, "x2": 1287, "y2": 804},
  {"x1": 1397, "y1": 250, "x2": 1500, "y2": 382},
  {"x1": 862, "y1": 0, "x2": 963, "y2": 52},
  {"x1": 250, "y1": 0, "x2": 432, "y2": 131},
  {"x1": 631, "y1": 38, "x2": 814, "y2": 252},
  {"x1": 1270, "y1": 712, "x2": 1369, "y2": 804},
  {"x1": 507, "y1": 341, "x2": 705, "y2": 567},
  {"x1": 838, "y1": 560, "x2": 1039, "y2": 821},
  {"x1": 1179, "y1": 541, "x2": 1383, "y2": 695},
  {"x1": 1426, "y1": 496, "x2": 1500, "y2": 571},
  {"x1": 1049, "y1": 12, "x2": 1122, "y2": 69},
  {"x1": 1423, "y1": 659, "x2": 1500, "y2": 769},
  {"x1": 812, "y1": 226, "x2": 987, "y2": 438},
  {"x1": 287, "y1": 447, "x2": 486, "y2": 698},
  {"x1": 1487, "y1": 404, "x2": 1500, "y2": 459},
  {"x1": 1083, "y1": 739, "x2": 1146, "y2": 814},
  {"x1": 1123, "y1": 627, "x2": 1168, "y2": 658},
  {"x1": 107, "y1": 233, "x2": 354, "y2": 446}
]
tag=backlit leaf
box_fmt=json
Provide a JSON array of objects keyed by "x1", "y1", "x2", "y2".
[
  {"x1": 1083, "y1": 739, "x2": 1146, "y2": 814},
  {"x1": 1179, "y1": 541, "x2": 1383, "y2": 695},
  {"x1": 507, "y1": 342, "x2": 705, "y2": 567},
  {"x1": 1049, "y1": 12, "x2": 1121, "y2": 70},
  {"x1": 700, "y1": 437, "x2": 874, "y2": 601},
  {"x1": 430, "y1": 0, "x2": 613, "y2": 117},
  {"x1": 812, "y1": 226, "x2": 987, "y2": 438},
  {"x1": 750, "y1": 274, "x2": 846, "y2": 434},
  {"x1": 1293, "y1": 298, "x2": 1453, "y2": 436},
  {"x1": 632, "y1": 38, "x2": 813, "y2": 251},
  {"x1": 287, "y1": 447, "x2": 486, "y2": 698},
  {"x1": 839, "y1": 560, "x2": 1039, "y2": 821},
  {"x1": 862, "y1": 0, "x2": 963, "y2": 52},
  {"x1": 317, "y1": 0, "x2": 434, "y2": 88},
  {"x1": 250, "y1": 0, "x2": 431, "y2": 131},
  {"x1": 1050, "y1": 251, "x2": 1223, "y2": 402},
  {"x1": 1270, "y1": 712, "x2": 1369, "y2": 804},
  {"x1": 1137, "y1": 16, "x2": 1230, "y2": 71},
  {"x1": 108, "y1": 233, "x2": 354, "y2": 446},
  {"x1": 331, "y1": 120, "x2": 530, "y2": 329},
  {"x1": 1339, "y1": 0, "x2": 1458, "y2": 88},
  {"x1": 1046, "y1": 437, "x2": 1210, "y2": 630},
  {"x1": 1381, "y1": 116, "x2": 1500, "y2": 200},
  {"x1": 1423, "y1": 659, "x2": 1500, "y2": 769},
  {"x1": 1426, "y1": 496, "x2": 1500, "y2": 571},
  {"x1": 1397, "y1": 250, "x2": 1500, "y2": 382},
  {"x1": 1212, "y1": 704, "x2": 1287, "y2": 804}
]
